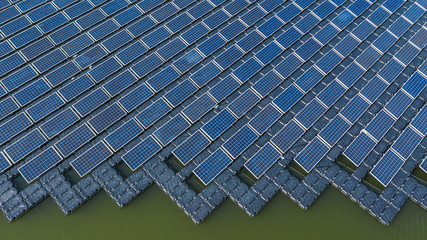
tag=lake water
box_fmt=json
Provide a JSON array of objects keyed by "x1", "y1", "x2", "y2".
[{"x1": 0, "y1": 185, "x2": 426, "y2": 239}]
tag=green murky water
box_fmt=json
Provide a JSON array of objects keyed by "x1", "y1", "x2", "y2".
[{"x1": 0, "y1": 186, "x2": 426, "y2": 239}]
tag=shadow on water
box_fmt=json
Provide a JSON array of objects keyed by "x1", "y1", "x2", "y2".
[{"x1": 0, "y1": 185, "x2": 425, "y2": 239}]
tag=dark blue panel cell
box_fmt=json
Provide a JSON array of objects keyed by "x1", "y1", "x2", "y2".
[
  {"x1": 146, "y1": 66, "x2": 180, "y2": 92},
  {"x1": 316, "y1": 51, "x2": 342, "y2": 74},
  {"x1": 314, "y1": 24, "x2": 339, "y2": 45},
  {"x1": 319, "y1": 116, "x2": 351, "y2": 146},
  {"x1": 227, "y1": 89, "x2": 260, "y2": 118},
  {"x1": 411, "y1": 106, "x2": 426, "y2": 136},
  {"x1": 317, "y1": 80, "x2": 346, "y2": 107},
  {"x1": 0, "y1": 41, "x2": 13, "y2": 58},
  {"x1": 0, "y1": 97, "x2": 19, "y2": 121},
  {"x1": 233, "y1": 58, "x2": 262, "y2": 82},
  {"x1": 237, "y1": 31, "x2": 264, "y2": 52},
  {"x1": 332, "y1": 10, "x2": 355, "y2": 30},
  {"x1": 215, "y1": 46, "x2": 244, "y2": 69},
  {"x1": 334, "y1": 35, "x2": 359, "y2": 57},
  {"x1": 294, "y1": 67, "x2": 324, "y2": 93},
  {"x1": 38, "y1": 13, "x2": 68, "y2": 33},
  {"x1": 164, "y1": 79, "x2": 197, "y2": 107},
  {"x1": 14, "y1": 79, "x2": 50, "y2": 106},
  {"x1": 152, "y1": 3, "x2": 178, "y2": 22},
  {"x1": 157, "y1": 38, "x2": 187, "y2": 61},
  {"x1": 10, "y1": 26, "x2": 42, "y2": 48},
  {"x1": 0, "y1": 53, "x2": 25, "y2": 76},
  {"x1": 76, "y1": 9, "x2": 105, "y2": 30},
  {"x1": 255, "y1": 42, "x2": 282, "y2": 65},
  {"x1": 348, "y1": 0, "x2": 370, "y2": 16},
  {"x1": 114, "y1": 6, "x2": 142, "y2": 26},
  {"x1": 274, "y1": 54, "x2": 303, "y2": 78},
  {"x1": 137, "y1": 0, "x2": 163, "y2": 12},
  {"x1": 27, "y1": 93, "x2": 64, "y2": 122},
  {"x1": 4, "y1": 129, "x2": 46, "y2": 163},
  {"x1": 55, "y1": 124, "x2": 95, "y2": 157},
  {"x1": 116, "y1": 41, "x2": 147, "y2": 65},
  {"x1": 166, "y1": 13, "x2": 192, "y2": 33},
  {"x1": 18, "y1": 0, "x2": 46, "y2": 12},
  {"x1": 410, "y1": 28, "x2": 427, "y2": 49},
  {"x1": 225, "y1": 0, "x2": 248, "y2": 15},
  {"x1": 208, "y1": 75, "x2": 240, "y2": 102},
  {"x1": 370, "y1": 151, "x2": 404, "y2": 186},
  {"x1": 142, "y1": 27, "x2": 171, "y2": 48},
  {"x1": 249, "y1": 104, "x2": 282, "y2": 135},
  {"x1": 40, "y1": 108, "x2": 80, "y2": 139},
  {"x1": 173, "y1": 49, "x2": 203, "y2": 73},
  {"x1": 374, "y1": 31, "x2": 397, "y2": 53},
  {"x1": 337, "y1": 62, "x2": 364, "y2": 87},
  {"x1": 74, "y1": 46, "x2": 107, "y2": 69},
  {"x1": 122, "y1": 136, "x2": 162, "y2": 171},
  {"x1": 365, "y1": 110, "x2": 395, "y2": 141},
  {"x1": 181, "y1": 23, "x2": 209, "y2": 44},
  {"x1": 220, "y1": 20, "x2": 245, "y2": 41},
  {"x1": 88, "y1": 103, "x2": 126, "y2": 134},
  {"x1": 19, "y1": 147, "x2": 62, "y2": 183},
  {"x1": 388, "y1": 18, "x2": 411, "y2": 38},
  {"x1": 65, "y1": 1, "x2": 93, "y2": 19},
  {"x1": 73, "y1": 88, "x2": 110, "y2": 117},
  {"x1": 62, "y1": 33, "x2": 94, "y2": 57},
  {"x1": 252, "y1": 71, "x2": 283, "y2": 97},
  {"x1": 101, "y1": 0, "x2": 128, "y2": 16},
  {"x1": 385, "y1": 90, "x2": 413, "y2": 119},
  {"x1": 361, "y1": 76, "x2": 388, "y2": 103},
  {"x1": 21, "y1": 37, "x2": 54, "y2": 61},
  {"x1": 272, "y1": 85, "x2": 304, "y2": 113},
  {"x1": 245, "y1": 143, "x2": 281, "y2": 179},
  {"x1": 356, "y1": 46, "x2": 381, "y2": 70},
  {"x1": 0, "y1": 153, "x2": 11, "y2": 173},
  {"x1": 258, "y1": 16, "x2": 282, "y2": 37},
  {"x1": 193, "y1": 148, "x2": 232, "y2": 185},
  {"x1": 296, "y1": 38, "x2": 321, "y2": 61},
  {"x1": 103, "y1": 70, "x2": 138, "y2": 97},
  {"x1": 102, "y1": 30, "x2": 133, "y2": 53},
  {"x1": 0, "y1": 16, "x2": 30, "y2": 37},
  {"x1": 378, "y1": 59, "x2": 404, "y2": 84},
  {"x1": 119, "y1": 83, "x2": 154, "y2": 112},
  {"x1": 295, "y1": 100, "x2": 327, "y2": 129},
  {"x1": 271, "y1": 120, "x2": 305, "y2": 153},
  {"x1": 383, "y1": 0, "x2": 404, "y2": 12},
  {"x1": 33, "y1": 49, "x2": 67, "y2": 73},
  {"x1": 276, "y1": 27, "x2": 302, "y2": 49},
  {"x1": 395, "y1": 43, "x2": 419, "y2": 66},
  {"x1": 344, "y1": 132, "x2": 376, "y2": 166},
  {"x1": 222, "y1": 125, "x2": 258, "y2": 159},
  {"x1": 313, "y1": 1, "x2": 335, "y2": 19},
  {"x1": 352, "y1": 20, "x2": 375, "y2": 41},
  {"x1": 204, "y1": 9, "x2": 228, "y2": 30},
  {"x1": 198, "y1": 34, "x2": 226, "y2": 56},
  {"x1": 392, "y1": 127, "x2": 422, "y2": 160},
  {"x1": 153, "y1": 114, "x2": 191, "y2": 146},
  {"x1": 190, "y1": 62, "x2": 221, "y2": 88},
  {"x1": 202, "y1": 109, "x2": 237, "y2": 140},
  {"x1": 132, "y1": 53, "x2": 163, "y2": 78},
  {"x1": 188, "y1": 1, "x2": 213, "y2": 19},
  {"x1": 182, "y1": 94, "x2": 216, "y2": 123},
  {"x1": 127, "y1": 16, "x2": 156, "y2": 37},
  {"x1": 105, "y1": 119, "x2": 143, "y2": 152},
  {"x1": 135, "y1": 99, "x2": 171, "y2": 129},
  {"x1": 173, "y1": 130, "x2": 211, "y2": 165},
  {"x1": 294, "y1": 137, "x2": 330, "y2": 172},
  {"x1": 1, "y1": 65, "x2": 37, "y2": 91},
  {"x1": 45, "y1": 62, "x2": 80, "y2": 87},
  {"x1": 403, "y1": 4, "x2": 424, "y2": 23},
  {"x1": 71, "y1": 141, "x2": 113, "y2": 177},
  {"x1": 295, "y1": 13, "x2": 319, "y2": 34},
  {"x1": 88, "y1": 58, "x2": 122, "y2": 83},
  {"x1": 340, "y1": 94, "x2": 370, "y2": 124},
  {"x1": 0, "y1": 113, "x2": 32, "y2": 145},
  {"x1": 59, "y1": 75, "x2": 94, "y2": 102}
]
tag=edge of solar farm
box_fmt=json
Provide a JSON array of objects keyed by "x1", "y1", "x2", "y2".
[{"x1": 0, "y1": 0, "x2": 425, "y2": 226}]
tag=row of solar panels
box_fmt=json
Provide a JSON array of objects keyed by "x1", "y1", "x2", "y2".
[
  {"x1": 194, "y1": 0, "x2": 427, "y2": 185},
  {"x1": 0, "y1": 0, "x2": 424, "y2": 188},
  {"x1": 0, "y1": 0, "x2": 314, "y2": 182}
]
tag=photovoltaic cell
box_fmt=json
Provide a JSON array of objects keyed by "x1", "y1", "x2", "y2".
[
  {"x1": 370, "y1": 150, "x2": 404, "y2": 186},
  {"x1": 193, "y1": 148, "x2": 232, "y2": 185},
  {"x1": 173, "y1": 130, "x2": 211, "y2": 165},
  {"x1": 19, "y1": 147, "x2": 63, "y2": 183},
  {"x1": 122, "y1": 136, "x2": 162, "y2": 171},
  {"x1": 71, "y1": 141, "x2": 113, "y2": 177},
  {"x1": 294, "y1": 137, "x2": 330, "y2": 172},
  {"x1": 244, "y1": 143, "x2": 281, "y2": 179}
]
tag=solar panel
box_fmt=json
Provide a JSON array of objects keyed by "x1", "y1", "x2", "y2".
[
  {"x1": 40, "y1": 108, "x2": 80, "y2": 139},
  {"x1": 182, "y1": 94, "x2": 216, "y2": 123},
  {"x1": 19, "y1": 147, "x2": 62, "y2": 183},
  {"x1": 365, "y1": 110, "x2": 395, "y2": 141},
  {"x1": 227, "y1": 89, "x2": 260, "y2": 118},
  {"x1": 55, "y1": 124, "x2": 96, "y2": 157},
  {"x1": 319, "y1": 115, "x2": 351, "y2": 147},
  {"x1": 153, "y1": 114, "x2": 191, "y2": 146},
  {"x1": 344, "y1": 132, "x2": 377, "y2": 166},
  {"x1": 248, "y1": 104, "x2": 282, "y2": 135},
  {"x1": 370, "y1": 150, "x2": 404, "y2": 186},
  {"x1": 122, "y1": 136, "x2": 162, "y2": 171},
  {"x1": 295, "y1": 100, "x2": 327, "y2": 130},
  {"x1": 193, "y1": 148, "x2": 232, "y2": 185},
  {"x1": 173, "y1": 130, "x2": 211, "y2": 165},
  {"x1": 135, "y1": 99, "x2": 171, "y2": 129},
  {"x1": 270, "y1": 120, "x2": 305, "y2": 153},
  {"x1": 244, "y1": 143, "x2": 281, "y2": 179},
  {"x1": 71, "y1": 141, "x2": 113, "y2": 177},
  {"x1": 222, "y1": 125, "x2": 258, "y2": 159},
  {"x1": 4, "y1": 129, "x2": 46, "y2": 163},
  {"x1": 201, "y1": 109, "x2": 237, "y2": 141},
  {"x1": 88, "y1": 103, "x2": 126, "y2": 134},
  {"x1": 104, "y1": 119, "x2": 143, "y2": 152},
  {"x1": 294, "y1": 137, "x2": 330, "y2": 172}
]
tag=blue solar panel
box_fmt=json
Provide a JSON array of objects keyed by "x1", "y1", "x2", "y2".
[
  {"x1": 294, "y1": 67, "x2": 324, "y2": 93},
  {"x1": 0, "y1": 113, "x2": 32, "y2": 145},
  {"x1": 340, "y1": 94, "x2": 370, "y2": 124},
  {"x1": 402, "y1": 72, "x2": 426, "y2": 98},
  {"x1": 122, "y1": 136, "x2": 162, "y2": 171},
  {"x1": 40, "y1": 108, "x2": 80, "y2": 139},
  {"x1": 271, "y1": 120, "x2": 305, "y2": 153},
  {"x1": 73, "y1": 88, "x2": 110, "y2": 117},
  {"x1": 19, "y1": 147, "x2": 63, "y2": 183},
  {"x1": 55, "y1": 124, "x2": 95, "y2": 157},
  {"x1": 316, "y1": 51, "x2": 342, "y2": 74},
  {"x1": 135, "y1": 99, "x2": 171, "y2": 129},
  {"x1": 317, "y1": 80, "x2": 346, "y2": 107},
  {"x1": 0, "y1": 153, "x2": 11, "y2": 173},
  {"x1": 272, "y1": 85, "x2": 304, "y2": 113},
  {"x1": 244, "y1": 143, "x2": 281, "y2": 179},
  {"x1": 182, "y1": 94, "x2": 216, "y2": 123},
  {"x1": 295, "y1": 100, "x2": 327, "y2": 129},
  {"x1": 59, "y1": 75, "x2": 94, "y2": 102},
  {"x1": 0, "y1": 97, "x2": 19, "y2": 121},
  {"x1": 104, "y1": 119, "x2": 143, "y2": 152},
  {"x1": 2, "y1": 65, "x2": 37, "y2": 91},
  {"x1": 190, "y1": 62, "x2": 222, "y2": 88},
  {"x1": 202, "y1": 109, "x2": 237, "y2": 141},
  {"x1": 103, "y1": 70, "x2": 138, "y2": 97},
  {"x1": 164, "y1": 80, "x2": 198, "y2": 107},
  {"x1": 208, "y1": 75, "x2": 240, "y2": 102},
  {"x1": 294, "y1": 137, "x2": 330, "y2": 172},
  {"x1": 411, "y1": 106, "x2": 426, "y2": 136},
  {"x1": 14, "y1": 79, "x2": 51, "y2": 106},
  {"x1": 119, "y1": 83, "x2": 154, "y2": 112},
  {"x1": 173, "y1": 130, "x2": 211, "y2": 165},
  {"x1": 252, "y1": 71, "x2": 283, "y2": 97},
  {"x1": 392, "y1": 127, "x2": 423, "y2": 160},
  {"x1": 378, "y1": 59, "x2": 404, "y2": 84},
  {"x1": 334, "y1": 35, "x2": 359, "y2": 57},
  {"x1": 26, "y1": 93, "x2": 64, "y2": 122},
  {"x1": 344, "y1": 132, "x2": 377, "y2": 166},
  {"x1": 215, "y1": 46, "x2": 244, "y2": 69},
  {"x1": 71, "y1": 141, "x2": 113, "y2": 177},
  {"x1": 370, "y1": 150, "x2": 404, "y2": 186},
  {"x1": 227, "y1": 89, "x2": 260, "y2": 118},
  {"x1": 193, "y1": 148, "x2": 232, "y2": 185},
  {"x1": 153, "y1": 114, "x2": 191, "y2": 146},
  {"x1": 319, "y1": 116, "x2": 351, "y2": 146},
  {"x1": 222, "y1": 125, "x2": 258, "y2": 159},
  {"x1": 4, "y1": 129, "x2": 46, "y2": 163},
  {"x1": 248, "y1": 104, "x2": 282, "y2": 135},
  {"x1": 365, "y1": 110, "x2": 395, "y2": 141},
  {"x1": 360, "y1": 76, "x2": 388, "y2": 103},
  {"x1": 88, "y1": 103, "x2": 126, "y2": 134},
  {"x1": 146, "y1": 66, "x2": 180, "y2": 92},
  {"x1": 384, "y1": 90, "x2": 413, "y2": 119},
  {"x1": 255, "y1": 42, "x2": 282, "y2": 65}
]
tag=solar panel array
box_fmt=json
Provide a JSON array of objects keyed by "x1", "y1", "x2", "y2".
[{"x1": 0, "y1": 0, "x2": 426, "y2": 224}]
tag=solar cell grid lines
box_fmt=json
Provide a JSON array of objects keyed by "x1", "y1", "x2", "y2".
[{"x1": 0, "y1": 0, "x2": 425, "y2": 225}]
